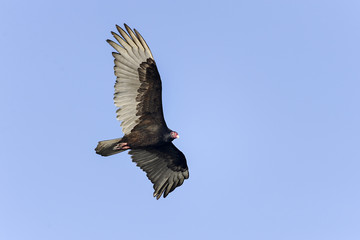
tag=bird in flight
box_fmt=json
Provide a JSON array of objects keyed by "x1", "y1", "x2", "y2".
[{"x1": 95, "y1": 24, "x2": 189, "y2": 199}]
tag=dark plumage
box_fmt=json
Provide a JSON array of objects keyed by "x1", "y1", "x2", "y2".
[{"x1": 95, "y1": 24, "x2": 189, "y2": 199}]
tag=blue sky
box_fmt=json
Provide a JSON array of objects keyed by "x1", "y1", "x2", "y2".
[{"x1": 1, "y1": 0, "x2": 360, "y2": 239}]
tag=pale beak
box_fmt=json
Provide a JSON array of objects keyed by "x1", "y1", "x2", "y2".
[{"x1": 176, "y1": 135, "x2": 180, "y2": 139}]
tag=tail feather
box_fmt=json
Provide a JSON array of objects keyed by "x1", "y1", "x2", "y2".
[{"x1": 95, "y1": 138, "x2": 125, "y2": 156}]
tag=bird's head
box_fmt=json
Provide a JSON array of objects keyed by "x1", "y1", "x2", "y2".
[{"x1": 170, "y1": 131, "x2": 180, "y2": 140}]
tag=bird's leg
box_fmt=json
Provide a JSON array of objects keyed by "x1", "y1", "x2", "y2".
[{"x1": 113, "y1": 142, "x2": 130, "y2": 150}]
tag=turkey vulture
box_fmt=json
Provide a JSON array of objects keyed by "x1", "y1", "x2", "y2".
[{"x1": 95, "y1": 24, "x2": 189, "y2": 199}]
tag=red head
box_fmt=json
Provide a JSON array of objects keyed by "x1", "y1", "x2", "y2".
[{"x1": 170, "y1": 131, "x2": 180, "y2": 139}]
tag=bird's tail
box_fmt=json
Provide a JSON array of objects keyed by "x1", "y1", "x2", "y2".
[{"x1": 95, "y1": 138, "x2": 125, "y2": 156}]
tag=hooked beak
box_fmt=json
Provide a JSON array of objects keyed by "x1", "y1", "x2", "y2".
[{"x1": 176, "y1": 134, "x2": 180, "y2": 139}]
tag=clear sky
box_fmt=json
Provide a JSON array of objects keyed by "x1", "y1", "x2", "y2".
[{"x1": 1, "y1": 0, "x2": 360, "y2": 239}]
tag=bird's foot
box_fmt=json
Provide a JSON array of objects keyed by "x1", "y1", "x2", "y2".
[{"x1": 113, "y1": 142, "x2": 130, "y2": 150}]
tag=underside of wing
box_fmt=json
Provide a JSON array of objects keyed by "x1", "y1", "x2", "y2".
[
  {"x1": 108, "y1": 24, "x2": 163, "y2": 135},
  {"x1": 129, "y1": 143, "x2": 189, "y2": 199}
]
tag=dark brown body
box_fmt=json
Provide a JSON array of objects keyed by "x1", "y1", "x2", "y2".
[{"x1": 121, "y1": 117, "x2": 171, "y2": 148}]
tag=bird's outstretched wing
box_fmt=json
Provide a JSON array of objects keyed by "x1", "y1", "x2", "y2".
[
  {"x1": 129, "y1": 143, "x2": 189, "y2": 199},
  {"x1": 107, "y1": 24, "x2": 166, "y2": 135}
]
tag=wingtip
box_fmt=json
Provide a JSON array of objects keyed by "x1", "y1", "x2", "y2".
[
  {"x1": 183, "y1": 170, "x2": 189, "y2": 179},
  {"x1": 153, "y1": 192, "x2": 161, "y2": 200},
  {"x1": 116, "y1": 24, "x2": 124, "y2": 33},
  {"x1": 124, "y1": 24, "x2": 134, "y2": 36},
  {"x1": 124, "y1": 23, "x2": 130, "y2": 29},
  {"x1": 133, "y1": 28, "x2": 139, "y2": 36}
]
